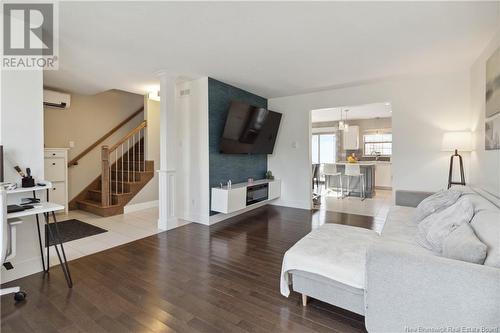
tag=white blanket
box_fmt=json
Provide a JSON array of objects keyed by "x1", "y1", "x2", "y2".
[{"x1": 280, "y1": 223, "x2": 378, "y2": 297}]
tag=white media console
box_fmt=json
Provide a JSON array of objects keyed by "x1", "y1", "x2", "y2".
[{"x1": 211, "y1": 179, "x2": 281, "y2": 214}]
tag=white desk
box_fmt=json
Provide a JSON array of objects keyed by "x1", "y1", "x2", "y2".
[
  {"x1": 6, "y1": 183, "x2": 52, "y2": 195},
  {"x1": 7, "y1": 202, "x2": 64, "y2": 219},
  {"x1": 6, "y1": 184, "x2": 73, "y2": 288}
]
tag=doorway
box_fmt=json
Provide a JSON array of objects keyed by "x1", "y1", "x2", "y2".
[{"x1": 310, "y1": 102, "x2": 393, "y2": 220}]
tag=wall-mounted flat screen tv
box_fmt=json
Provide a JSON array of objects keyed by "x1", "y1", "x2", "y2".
[{"x1": 220, "y1": 101, "x2": 282, "y2": 154}]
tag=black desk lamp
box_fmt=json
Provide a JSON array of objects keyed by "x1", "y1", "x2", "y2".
[{"x1": 442, "y1": 131, "x2": 472, "y2": 189}]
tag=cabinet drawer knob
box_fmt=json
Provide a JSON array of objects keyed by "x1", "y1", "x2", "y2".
[{"x1": 52, "y1": 163, "x2": 56, "y2": 165}]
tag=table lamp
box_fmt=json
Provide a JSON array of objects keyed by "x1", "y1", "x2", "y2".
[{"x1": 441, "y1": 131, "x2": 472, "y2": 189}]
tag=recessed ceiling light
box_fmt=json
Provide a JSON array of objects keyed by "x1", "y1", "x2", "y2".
[{"x1": 385, "y1": 102, "x2": 390, "y2": 106}]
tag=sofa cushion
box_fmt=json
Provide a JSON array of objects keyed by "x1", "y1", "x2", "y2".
[
  {"x1": 416, "y1": 197, "x2": 474, "y2": 253},
  {"x1": 442, "y1": 222, "x2": 487, "y2": 264},
  {"x1": 470, "y1": 210, "x2": 500, "y2": 268},
  {"x1": 463, "y1": 192, "x2": 498, "y2": 213},
  {"x1": 382, "y1": 206, "x2": 419, "y2": 243},
  {"x1": 412, "y1": 189, "x2": 462, "y2": 223}
]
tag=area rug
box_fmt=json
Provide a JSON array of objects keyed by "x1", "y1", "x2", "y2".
[{"x1": 45, "y1": 219, "x2": 107, "y2": 247}]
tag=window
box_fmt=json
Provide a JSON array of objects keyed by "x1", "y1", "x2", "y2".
[
  {"x1": 364, "y1": 133, "x2": 392, "y2": 156},
  {"x1": 312, "y1": 134, "x2": 336, "y2": 163}
]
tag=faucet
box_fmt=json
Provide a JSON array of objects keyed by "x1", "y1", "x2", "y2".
[{"x1": 371, "y1": 151, "x2": 381, "y2": 161}]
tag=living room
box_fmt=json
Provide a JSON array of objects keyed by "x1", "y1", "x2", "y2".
[{"x1": 1, "y1": 2, "x2": 499, "y2": 332}]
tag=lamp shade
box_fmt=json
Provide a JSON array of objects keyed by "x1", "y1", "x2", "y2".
[{"x1": 441, "y1": 131, "x2": 472, "y2": 152}]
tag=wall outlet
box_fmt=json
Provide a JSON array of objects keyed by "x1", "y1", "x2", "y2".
[
  {"x1": 292, "y1": 141, "x2": 298, "y2": 149},
  {"x1": 69, "y1": 141, "x2": 75, "y2": 148}
]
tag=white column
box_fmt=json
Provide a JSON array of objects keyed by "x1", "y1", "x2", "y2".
[{"x1": 157, "y1": 72, "x2": 177, "y2": 230}]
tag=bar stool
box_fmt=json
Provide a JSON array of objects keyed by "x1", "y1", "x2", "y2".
[
  {"x1": 344, "y1": 164, "x2": 365, "y2": 201},
  {"x1": 323, "y1": 163, "x2": 343, "y2": 198}
]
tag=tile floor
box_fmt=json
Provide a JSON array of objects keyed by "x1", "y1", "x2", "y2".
[
  {"x1": 315, "y1": 186, "x2": 393, "y2": 227},
  {"x1": 49, "y1": 207, "x2": 162, "y2": 266}
]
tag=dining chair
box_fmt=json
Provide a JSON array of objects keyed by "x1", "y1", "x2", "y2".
[
  {"x1": 344, "y1": 164, "x2": 366, "y2": 200},
  {"x1": 323, "y1": 163, "x2": 343, "y2": 198}
]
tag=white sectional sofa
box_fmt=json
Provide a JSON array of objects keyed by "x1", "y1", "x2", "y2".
[{"x1": 281, "y1": 187, "x2": 500, "y2": 332}]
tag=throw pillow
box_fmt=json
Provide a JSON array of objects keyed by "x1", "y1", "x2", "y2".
[
  {"x1": 416, "y1": 197, "x2": 474, "y2": 253},
  {"x1": 442, "y1": 222, "x2": 487, "y2": 264},
  {"x1": 470, "y1": 210, "x2": 500, "y2": 268},
  {"x1": 412, "y1": 189, "x2": 462, "y2": 224}
]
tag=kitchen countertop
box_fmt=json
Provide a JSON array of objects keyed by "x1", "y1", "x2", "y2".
[{"x1": 334, "y1": 162, "x2": 376, "y2": 166}]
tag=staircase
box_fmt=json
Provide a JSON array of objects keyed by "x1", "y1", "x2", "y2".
[{"x1": 69, "y1": 119, "x2": 154, "y2": 217}]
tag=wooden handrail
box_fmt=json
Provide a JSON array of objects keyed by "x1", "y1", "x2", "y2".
[
  {"x1": 109, "y1": 120, "x2": 147, "y2": 152},
  {"x1": 68, "y1": 107, "x2": 144, "y2": 167}
]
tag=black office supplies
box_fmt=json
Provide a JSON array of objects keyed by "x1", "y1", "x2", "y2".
[
  {"x1": 21, "y1": 197, "x2": 40, "y2": 205},
  {"x1": 21, "y1": 167, "x2": 35, "y2": 188},
  {"x1": 7, "y1": 205, "x2": 26, "y2": 213},
  {"x1": 14, "y1": 166, "x2": 25, "y2": 178}
]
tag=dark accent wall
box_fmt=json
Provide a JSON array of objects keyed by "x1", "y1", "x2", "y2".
[{"x1": 208, "y1": 78, "x2": 268, "y2": 215}]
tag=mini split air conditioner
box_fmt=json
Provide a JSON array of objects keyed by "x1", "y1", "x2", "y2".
[{"x1": 43, "y1": 89, "x2": 71, "y2": 109}]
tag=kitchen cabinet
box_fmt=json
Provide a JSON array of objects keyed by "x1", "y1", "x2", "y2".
[
  {"x1": 375, "y1": 162, "x2": 392, "y2": 188},
  {"x1": 343, "y1": 125, "x2": 359, "y2": 150}
]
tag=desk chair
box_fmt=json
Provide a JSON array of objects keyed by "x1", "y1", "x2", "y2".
[
  {"x1": 344, "y1": 164, "x2": 366, "y2": 201},
  {"x1": 0, "y1": 189, "x2": 26, "y2": 301},
  {"x1": 323, "y1": 164, "x2": 343, "y2": 198}
]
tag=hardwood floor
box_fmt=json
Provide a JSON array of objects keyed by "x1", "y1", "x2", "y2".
[{"x1": 1, "y1": 206, "x2": 375, "y2": 333}]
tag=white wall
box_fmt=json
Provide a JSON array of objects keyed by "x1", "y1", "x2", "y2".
[
  {"x1": 2, "y1": 70, "x2": 45, "y2": 182},
  {"x1": 470, "y1": 30, "x2": 500, "y2": 198},
  {"x1": 1, "y1": 69, "x2": 46, "y2": 282},
  {"x1": 269, "y1": 70, "x2": 471, "y2": 209}
]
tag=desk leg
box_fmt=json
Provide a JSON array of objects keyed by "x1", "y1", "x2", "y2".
[
  {"x1": 44, "y1": 212, "x2": 73, "y2": 288},
  {"x1": 34, "y1": 214, "x2": 47, "y2": 272},
  {"x1": 45, "y1": 213, "x2": 50, "y2": 271},
  {"x1": 32, "y1": 190, "x2": 48, "y2": 273}
]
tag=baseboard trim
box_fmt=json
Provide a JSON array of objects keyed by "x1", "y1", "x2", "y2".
[
  {"x1": 180, "y1": 212, "x2": 209, "y2": 225},
  {"x1": 124, "y1": 200, "x2": 159, "y2": 214}
]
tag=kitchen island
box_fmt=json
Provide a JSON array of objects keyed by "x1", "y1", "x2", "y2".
[{"x1": 332, "y1": 162, "x2": 376, "y2": 198}]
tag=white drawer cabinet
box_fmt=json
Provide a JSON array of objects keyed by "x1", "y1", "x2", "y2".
[
  {"x1": 211, "y1": 179, "x2": 281, "y2": 214},
  {"x1": 44, "y1": 158, "x2": 65, "y2": 181},
  {"x1": 44, "y1": 148, "x2": 69, "y2": 213},
  {"x1": 49, "y1": 183, "x2": 66, "y2": 207},
  {"x1": 212, "y1": 187, "x2": 247, "y2": 214}
]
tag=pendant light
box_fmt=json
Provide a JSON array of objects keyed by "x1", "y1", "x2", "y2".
[
  {"x1": 344, "y1": 109, "x2": 349, "y2": 132},
  {"x1": 338, "y1": 108, "x2": 345, "y2": 131}
]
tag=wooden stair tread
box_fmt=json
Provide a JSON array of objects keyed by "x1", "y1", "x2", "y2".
[
  {"x1": 111, "y1": 180, "x2": 143, "y2": 185},
  {"x1": 77, "y1": 199, "x2": 120, "y2": 208},
  {"x1": 88, "y1": 189, "x2": 132, "y2": 196}
]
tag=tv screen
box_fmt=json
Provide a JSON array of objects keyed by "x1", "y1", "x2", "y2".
[{"x1": 220, "y1": 101, "x2": 282, "y2": 154}]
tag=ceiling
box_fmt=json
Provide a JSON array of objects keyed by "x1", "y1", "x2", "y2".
[
  {"x1": 311, "y1": 102, "x2": 392, "y2": 123},
  {"x1": 44, "y1": 2, "x2": 499, "y2": 97}
]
